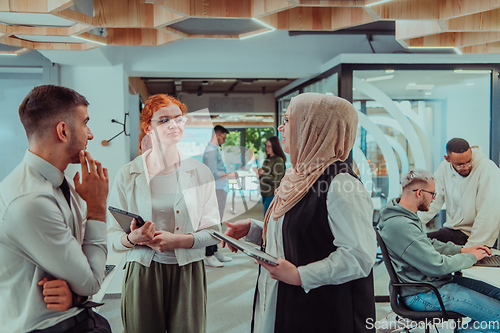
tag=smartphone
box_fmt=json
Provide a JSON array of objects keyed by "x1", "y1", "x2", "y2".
[{"x1": 108, "y1": 206, "x2": 145, "y2": 233}]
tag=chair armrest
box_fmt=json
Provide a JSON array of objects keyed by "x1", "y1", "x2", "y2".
[{"x1": 392, "y1": 282, "x2": 449, "y2": 319}]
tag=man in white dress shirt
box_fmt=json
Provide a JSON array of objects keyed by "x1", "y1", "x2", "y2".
[
  {"x1": 419, "y1": 138, "x2": 500, "y2": 247},
  {"x1": 0, "y1": 85, "x2": 110, "y2": 333}
]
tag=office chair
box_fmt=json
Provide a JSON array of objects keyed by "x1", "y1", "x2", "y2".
[{"x1": 375, "y1": 228, "x2": 465, "y2": 333}]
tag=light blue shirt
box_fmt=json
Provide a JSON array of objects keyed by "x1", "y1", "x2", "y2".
[
  {"x1": 0, "y1": 150, "x2": 108, "y2": 332},
  {"x1": 203, "y1": 142, "x2": 229, "y2": 191}
]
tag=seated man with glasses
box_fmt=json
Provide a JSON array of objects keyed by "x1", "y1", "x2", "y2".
[
  {"x1": 419, "y1": 138, "x2": 500, "y2": 247},
  {"x1": 378, "y1": 169, "x2": 500, "y2": 331}
]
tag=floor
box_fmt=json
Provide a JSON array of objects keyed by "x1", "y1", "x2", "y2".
[{"x1": 98, "y1": 191, "x2": 458, "y2": 333}]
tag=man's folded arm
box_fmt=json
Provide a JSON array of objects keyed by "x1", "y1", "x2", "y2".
[{"x1": 4, "y1": 194, "x2": 107, "y2": 296}]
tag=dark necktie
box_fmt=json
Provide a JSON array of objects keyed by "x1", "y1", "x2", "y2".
[
  {"x1": 59, "y1": 178, "x2": 104, "y2": 309},
  {"x1": 59, "y1": 177, "x2": 71, "y2": 209}
]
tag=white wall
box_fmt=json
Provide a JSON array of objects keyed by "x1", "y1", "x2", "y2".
[
  {"x1": 60, "y1": 64, "x2": 130, "y2": 185},
  {"x1": 444, "y1": 76, "x2": 490, "y2": 155},
  {"x1": 0, "y1": 72, "x2": 43, "y2": 181}
]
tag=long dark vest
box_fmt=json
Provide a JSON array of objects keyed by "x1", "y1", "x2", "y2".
[{"x1": 253, "y1": 161, "x2": 375, "y2": 333}]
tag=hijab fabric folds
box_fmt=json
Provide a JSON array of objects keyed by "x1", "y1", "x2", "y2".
[{"x1": 262, "y1": 93, "x2": 359, "y2": 244}]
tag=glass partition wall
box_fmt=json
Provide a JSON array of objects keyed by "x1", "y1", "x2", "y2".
[{"x1": 275, "y1": 64, "x2": 498, "y2": 212}]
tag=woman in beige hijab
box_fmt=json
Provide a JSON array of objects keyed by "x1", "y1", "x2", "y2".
[{"x1": 225, "y1": 93, "x2": 377, "y2": 333}]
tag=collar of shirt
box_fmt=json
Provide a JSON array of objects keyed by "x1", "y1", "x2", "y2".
[
  {"x1": 23, "y1": 150, "x2": 65, "y2": 187},
  {"x1": 207, "y1": 142, "x2": 220, "y2": 150},
  {"x1": 131, "y1": 148, "x2": 199, "y2": 186}
]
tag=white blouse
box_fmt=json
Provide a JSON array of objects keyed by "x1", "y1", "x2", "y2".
[{"x1": 245, "y1": 173, "x2": 377, "y2": 333}]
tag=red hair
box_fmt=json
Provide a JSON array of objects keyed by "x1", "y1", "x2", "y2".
[{"x1": 139, "y1": 94, "x2": 187, "y2": 151}]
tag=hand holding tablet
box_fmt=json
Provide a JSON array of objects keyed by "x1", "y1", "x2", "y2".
[
  {"x1": 211, "y1": 230, "x2": 278, "y2": 266},
  {"x1": 108, "y1": 206, "x2": 145, "y2": 233}
]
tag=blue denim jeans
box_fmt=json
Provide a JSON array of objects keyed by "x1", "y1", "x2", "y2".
[
  {"x1": 262, "y1": 194, "x2": 274, "y2": 217},
  {"x1": 403, "y1": 276, "x2": 500, "y2": 332}
]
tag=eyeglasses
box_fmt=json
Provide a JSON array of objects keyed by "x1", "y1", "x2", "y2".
[
  {"x1": 413, "y1": 188, "x2": 437, "y2": 199},
  {"x1": 152, "y1": 115, "x2": 187, "y2": 127},
  {"x1": 454, "y1": 161, "x2": 472, "y2": 170},
  {"x1": 281, "y1": 114, "x2": 289, "y2": 126}
]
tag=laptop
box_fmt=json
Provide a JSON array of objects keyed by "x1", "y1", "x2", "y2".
[
  {"x1": 211, "y1": 230, "x2": 278, "y2": 266},
  {"x1": 475, "y1": 254, "x2": 500, "y2": 267}
]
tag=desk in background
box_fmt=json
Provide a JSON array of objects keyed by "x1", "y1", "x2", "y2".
[
  {"x1": 93, "y1": 253, "x2": 124, "y2": 310},
  {"x1": 228, "y1": 170, "x2": 259, "y2": 214}
]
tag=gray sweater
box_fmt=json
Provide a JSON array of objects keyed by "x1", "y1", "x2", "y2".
[{"x1": 378, "y1": 198, "x2": 477, "y2": 296}]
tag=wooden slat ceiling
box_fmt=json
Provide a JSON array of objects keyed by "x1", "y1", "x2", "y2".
[
  {"x1": 1, "y1": 0, "x2": 500, "y2": 55},
  {"x1": 142, "y1": 78, "x2": 295, "y2": 96}
]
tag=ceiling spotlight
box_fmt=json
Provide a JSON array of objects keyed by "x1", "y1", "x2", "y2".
[
  {"x1": 72, "y1": 35, "x2": 107, "y2": 45},
  {"x1": 454, "y1": 70, "x2": 492, "y2": 74},
  {"x1": 365, "y1": 0, "x2": 394, "y2": 6},
  {"x1": 251, "y1": 18, "x2": 276, "y2": 31},
  {"x1": 365, "y1": 74, "x2": 394, "y2": 82},
  {"x1": 406, "y1": 84, "x2": 434, "y2": 90},
  {"x1": 425, "y1": 92, "x2": 432, "y2": 96},
  {"x1": 385, "y1": 70, "x2": 395, "y2": 73}
]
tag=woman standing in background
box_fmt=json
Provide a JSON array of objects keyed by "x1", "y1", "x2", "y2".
[{"x1": 256, "y1": 136, "x2": 286, "y2": 216}]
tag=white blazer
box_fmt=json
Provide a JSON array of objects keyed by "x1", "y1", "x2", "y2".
[{"x1": 107, "y1": 149, "x2": 220, "y2": 266}]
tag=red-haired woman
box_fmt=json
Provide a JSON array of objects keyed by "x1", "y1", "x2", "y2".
[{"x1": 107, "y1": 94, "x2": 220, "y2": 333}]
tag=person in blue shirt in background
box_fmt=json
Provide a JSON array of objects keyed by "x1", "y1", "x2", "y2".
[{"x1": 202, "y1": 125, "x2": 237, "y2": 267}]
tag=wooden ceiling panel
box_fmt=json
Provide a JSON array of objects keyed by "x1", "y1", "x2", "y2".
[
  {"x1": 404, "y1": 31, "x2": 500, "y2": 48},
  {"x1": 297, "y1": 0, "x2": 365, "y2": 6},
  {"x1": 93, "y1": 0, "x2": 157, "y2": 27},
  {"x1": 1, "y1": 0, "x2": 45, "y2": 13},
  {"x1": 1, "y1": 34, "x2": 103, "y2": 50},
  {"x1": 129, "y1": 76, "x2": 151, "y2": 101},
  {"x1": 0, "y1": 0, "x2": 73, "y2": 13},
  {"x1": 0, "y1": 36, "x2": 34, "y2": 48},
  {"x1": 190, "y1": 0, "x2": 253, "y2": 18},
  {"x1": 144, "y1": 0, "x2": 191, "y2": 16},
  {"x1": 32, "y1": 41, "x2": 101, "y2": 50},
  {"x1": 55, "y1": 1, "x2": 182, "y2": 28},
  {"x1": 462, "y1": 40, "x2": 500, "y2": 53},
  {"x1": 107, "y1": 27, "x2": 180, "y2": 46},
  {"x1": 396, "y1": 20, "x2": 445, "y2": 40},
  {"x1": 438, "y1": 0, "x2": 500, "y2": 20},
  {"x1": 145, "y1": 0, "x2": 252, "y2": 17},
  {"x1": 153, "y1": 6, "x2": 185, "y2": 27},
  {"x1": 0, "y1": 22, "x2": 91, "y2": 36},
  {"x1": 371, "y1": 0, "x2": 440, "y2": 20},
  {"x1": 93, "y1": 0, "x2": 182, "y2": 28},
  {"x1": 252, "y1": 0, "x2": 292, "y2": 18},
  {"x1": 55, "y1": 8, "x2": 94, "y2": 25},
  {"x1": 1, "y1": 0, "x2": 500, "y2": 53},
  {"x1": 47, "y1": 0, "x2": 74, "y2": 13},
  {"x1": 260, "y1": 6, "x2": 374, "y2": 31},
  {"x1": 445, "y1": 8, "x2": 500, "y2": 31}
]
